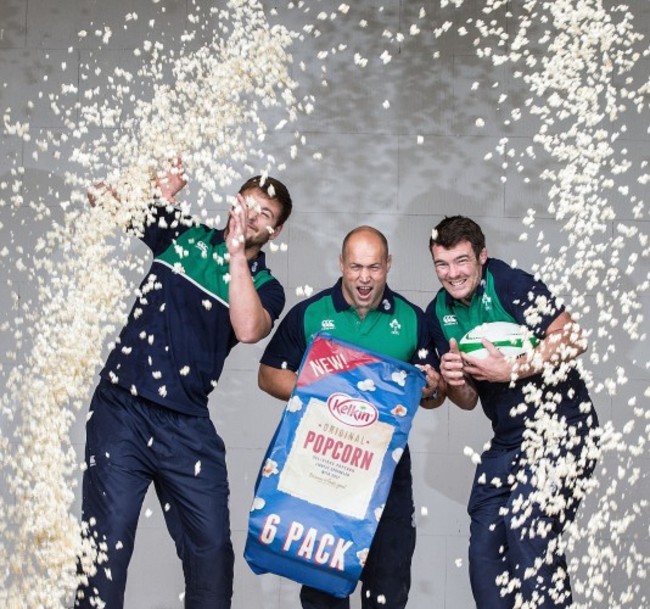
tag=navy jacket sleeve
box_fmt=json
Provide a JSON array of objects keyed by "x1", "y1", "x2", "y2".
[
  {"x1": 259, "y1": 302, "x2": 308, "y2": 372},
  {"x1": 493, "y1": 261, "x2": 565, "y2": 338},
  {"x1": 140, "y1": 203, "x2": 193, "y2": 256},
  {"x1": 413, "y1": 306, "x2": 441, "y2": 370},
  {"x1": 425, "y1": 296, "x2": 451, "y2": 359},
  {"x1": 257, "y1": 279, "x2": 286, "y2": 326}
]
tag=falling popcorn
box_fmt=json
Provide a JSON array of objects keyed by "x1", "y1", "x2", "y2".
[
  {"x1": 354, "y1": 53, "x2": 369, "y2": 67},
  {"x1": 262, "y1": 459, "x2": 279, "y2": 477},
  {"x1": 287, "y1": 395, "x2": 303, "y2": 412},
  {"x1": 356, "y1": 548, "x2": 369, "y2": 567},
  {"x1": 357, "y1": 378, "x2": 376, "y2": 391},
  {"x1": 463, "y1": 445, "x2": 482, "y2": 465},
  {"x1": 251, "y1": 496, "x2": 266, "y2": 511},
  {"x1": 295, "y1": 285, "x2": 314, "y2": 298}
]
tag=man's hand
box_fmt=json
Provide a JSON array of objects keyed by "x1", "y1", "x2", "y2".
[
  {"x1": 419, "y1": 364, "x2": 441, "y2": 396},
  {"x1": 439, "y1": 338, "x2": 479, "y2": 410},
  {"x1": 87, "y1": 181, "x2": 119, "y2": 207},
  {"x1": 461, "y1": 339, "x2": 515, "y2": 383},
  {"x1": 155, "y1": 156, "x2": 187, "y2": 203},
  {"x1": 439, "y1": 338, "x2": 468, "y2": 386},
  {"x1": 226, "y1": 193, "x2": 250, "y2": 257},
  {"x1": 418, "y1": 363, "x2": 445, "y2": 409}
]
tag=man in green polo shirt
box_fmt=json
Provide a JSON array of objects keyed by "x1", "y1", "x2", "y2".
[
  {"x1": 426, "y1": 215, "x2": 599, "y2": 609},
  {"x1": 258, "y1": 225, "x2": 444, "y2": 609}
]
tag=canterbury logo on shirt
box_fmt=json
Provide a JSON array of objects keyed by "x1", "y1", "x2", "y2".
[
  {"x1": 156, "y1": 226, "x2": 273, "y2": 305},
  {"x1": 195, "y1": 241, "x2": 208, "y2": 256}
]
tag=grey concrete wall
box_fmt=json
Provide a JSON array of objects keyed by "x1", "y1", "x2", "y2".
[{"x1": 0, "y1": 1, "x2": 648, "y2": 608}]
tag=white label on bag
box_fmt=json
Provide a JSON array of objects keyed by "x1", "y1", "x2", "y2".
[{"x1": 278, "y1": 396, "x2": 394, "y2": 519}]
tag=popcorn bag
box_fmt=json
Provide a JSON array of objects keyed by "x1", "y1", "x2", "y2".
[{"x1": 244, "y1": 332, "x2": 426, "y2": 597}]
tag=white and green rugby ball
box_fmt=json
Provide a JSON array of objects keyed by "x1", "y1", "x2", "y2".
[{"x1": 458, "y1": 321, "x2": 539, "y2": 360}]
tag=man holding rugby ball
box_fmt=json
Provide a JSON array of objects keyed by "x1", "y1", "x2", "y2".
[{"x1": 426, "y1": 215, "x2": 600, "y2": 609}]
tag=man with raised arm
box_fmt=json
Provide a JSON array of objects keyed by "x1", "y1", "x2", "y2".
[{"x1": 77, "y1": 163, "x2": 292, "y2": 609}]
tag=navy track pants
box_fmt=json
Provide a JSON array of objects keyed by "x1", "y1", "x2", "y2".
[
  {"x1": 75, "y1": 381, "x2": 234, "y2": 609},
  {"x1": 300, "y1": 446, "x2": 416, "y2": 609},
  {"x1": 467, "y1": 430, "x2": 598, "y2": 609}
]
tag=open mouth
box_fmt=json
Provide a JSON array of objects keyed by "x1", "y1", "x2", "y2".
[
  {"x1": 357, "y1": 286, "x2": 373, "y2": 298},
  {"x1": 448, "y1": 278, "x2": 466, "y2": 288}
]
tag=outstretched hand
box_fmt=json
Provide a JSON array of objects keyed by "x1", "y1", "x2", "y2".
[
  {"x1": 155, "y1": 156, "x2": 187, "y2": 203},
  {"x1": 87, "y1": 181, "x2": 119, "y2": 207}
]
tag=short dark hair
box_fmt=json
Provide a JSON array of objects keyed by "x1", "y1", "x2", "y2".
[
  {"x1": 429, "y1": 215, "x2": 485, "y2": 258},
  {"x1": 238, "y1": 175, "x2": 293, "y2": 226}
]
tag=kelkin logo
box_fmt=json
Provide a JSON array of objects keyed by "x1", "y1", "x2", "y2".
[{"x1": 327, "y1": 392, "x2": 378, "y2": 427}]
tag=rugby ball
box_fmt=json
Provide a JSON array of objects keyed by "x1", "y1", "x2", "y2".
[{"x1": 458, "y1": 321, "x2": 539, "y2": 360}]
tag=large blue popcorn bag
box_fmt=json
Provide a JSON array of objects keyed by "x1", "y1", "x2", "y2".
[{"x1": 244, "y1": 333, "x2": 426, "y2": 597}]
